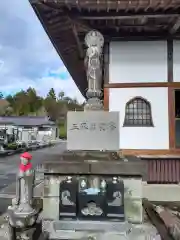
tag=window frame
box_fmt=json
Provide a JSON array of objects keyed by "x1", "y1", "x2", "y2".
[{"x1": 123, "y1": 96, "x2": 154, "y2": 127}]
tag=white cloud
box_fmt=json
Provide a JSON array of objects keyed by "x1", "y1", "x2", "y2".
[
  {"x1": 37, "y1": 76, "x2": 85, "y2": 102},
  {"x1": 2, "y1": 75, "x2": 85, "y2": 103},
  {"x1": 0, "y1": 0, "x2": 85, "y2": 103}
]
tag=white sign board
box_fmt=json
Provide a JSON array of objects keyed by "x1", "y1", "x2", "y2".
[{"x1": 67, "y1": 111, "x2": 119, "y2": 151}]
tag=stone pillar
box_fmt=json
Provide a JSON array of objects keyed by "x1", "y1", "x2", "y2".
[{"x1": 84, "y1": 30, "x2": 104, "y2": 111}]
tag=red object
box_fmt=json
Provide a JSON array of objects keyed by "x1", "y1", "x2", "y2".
[
  {"x1": 19, "y1": 163, "x2": 32, "y2": 172},
  {"x1": 19, "y1": 152, "x2": 32, "y2": 172},
  {"x1": 20, "y1": 152, "x2": 32, "y2": 160}
]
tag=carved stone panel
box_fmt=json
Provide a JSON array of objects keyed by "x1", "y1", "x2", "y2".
[{"x1": 67, "y1": 111, "x2": 119, "y2": 151}]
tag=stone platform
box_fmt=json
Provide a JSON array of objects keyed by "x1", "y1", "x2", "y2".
[
  {"x1": 39, "y1": 151, "x2": 147, "y2": 179},
  {"x1": 0, "y1": 150, "x2": 177, "y2": 239},
  {"x1": 42, "y1": 219, "x2": 160, "y2": 240},
  {"x1": 36, "y1": 151, "x2": 145, "y2": 224}
]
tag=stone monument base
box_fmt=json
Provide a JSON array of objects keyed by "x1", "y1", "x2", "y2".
[
  {"x1": 41, "y1": 219, "x2": 158, "y2": 240},
  {"x1": 41, "y1": 151, "x2": 146, "y2": 224}
]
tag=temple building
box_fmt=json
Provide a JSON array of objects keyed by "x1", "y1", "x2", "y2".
[{"x1": 30, "y1": 0, "x2": 180, "y2": 185}]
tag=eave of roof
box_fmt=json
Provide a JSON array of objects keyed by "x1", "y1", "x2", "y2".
[
  {"x1": 0, "y1": 116, "x2": 55, "y2": 127},
  {"x1": 30, "y1": 1, "x2": 87, "y2": 97},
  {"x1": 29, "y1": 0, "x2": 180, "y2": 96}
]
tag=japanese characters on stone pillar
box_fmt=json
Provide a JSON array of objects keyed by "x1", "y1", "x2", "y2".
[{"x1": 84, "y1": 30, "x2": 104, "y2": 111}]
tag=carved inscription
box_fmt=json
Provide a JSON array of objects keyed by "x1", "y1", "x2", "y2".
[{"x1": 70, "y1": 121, "x2": 117, "y2": 132}]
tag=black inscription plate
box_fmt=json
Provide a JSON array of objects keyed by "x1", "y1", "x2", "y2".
[
  {"x1": 106, "y1": 178, "x2": 125, "y2": 220},
  {"x1": 59, "y1": 178, "x2": 78, "y2": 218}
]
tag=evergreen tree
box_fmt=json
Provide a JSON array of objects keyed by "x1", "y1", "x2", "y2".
[
  {"x1": 47, "y1": 88, "x2": 56, "y2": 100},
  {"x1": 2, "y1": 88, "x2": 83, "y2": 119}
]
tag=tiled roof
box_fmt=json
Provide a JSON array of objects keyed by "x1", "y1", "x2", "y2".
[{"x1": 0, "y1": 116, "x2": 55, "y2": 126}]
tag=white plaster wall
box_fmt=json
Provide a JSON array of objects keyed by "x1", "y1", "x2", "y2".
[
  {"x1": 0, "y1": 124, "x2": 12, "y2": 129},
  {"x1": 109, "y1": 41, "x2": 167, "y2": 83},
  {"x1": 173, "y1": 40, "x2": 180, "y2": 82},
  {"x1": 109, "y1": 87, "x2": 169, "y2": 149}
]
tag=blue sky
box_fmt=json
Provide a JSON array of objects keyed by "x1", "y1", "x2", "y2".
[{"x1": 0, "y1": 0, "x2": 85, "y2": 102}]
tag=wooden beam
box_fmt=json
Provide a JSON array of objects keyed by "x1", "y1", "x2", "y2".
[
  {"x1": 170, "y1": 17, "x2": 180, "y2": 34},
  {"x1": 50, "y1": 23, "x2": 72, "y2": 32},
  {"x1": 76, "y1": 14, "x2": 179, "y2": 20},
  {"x1": 46, "y1": 10, "x2": 63, "y2": 20},
  {"x1": 72, "y1": 24, "x2": 84, "y2": 59},
  {"x1": 78, "y1": 30, "x2": 178, "y2": 41},
  {"x1": 64, "y1": 0, "x2": 72, "y2": 10},
  {"x1": 92, "y1": 24, "x2": 165, "y2": 29},
  {"x1": 167, "y1": 40, "x2": 173, "y2": 82},
  {"x1": 63, "y1": 45, "x2": 77, "y2": 52},
  {"x1": 31, "y1": 4, "x2": 88, "y2": 97},
  {"x1": 73, "y1": 20, "x2": 92, "y2": 32},
  {"x1": 68, "y1": 9, "x2": 180, "y2": 20},
  {"x1": 168, "y1": 87, "x2": 175, "y2": 149},
  {"x1": 104, "y1": 82, "x2": 180, "y2": 88},
  {"x1": 164, "y1": 0, "x2": 174, "y2": 11},
  {"x1": 121, "y1": 149, "x2": 180, "y2": 156},
  {"x1": 50, "y1": 16, "x2": 85, "y2": 59},
  {"x1": 103, "y1": 88, "x2": 109, "y2": 111},
  {"x1": 144, "y1": 0, "x2": 153, "y2": 12},
  {"x1": 48, "y1": 15, "x2": 68, "y2": 25},
  {"x1": 103, "y1": 43, "x2": 109, "y2": 85},
  {"x1": 109, "y1": 35, "x2": 180, "y2": 41}
]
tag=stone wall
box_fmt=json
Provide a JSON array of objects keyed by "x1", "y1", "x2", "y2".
[
  {"x1": 123, "y1": 178, "x2": 143, "y2": 223},
  {"x1": 42, "y1": 176, "x2": 143, "y2": 224}
]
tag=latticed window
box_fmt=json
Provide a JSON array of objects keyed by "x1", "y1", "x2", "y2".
[{"x1": 123, "y1": 97, "x2": 153, "y2": 127}]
